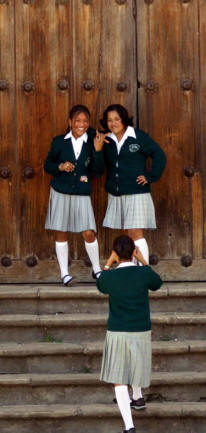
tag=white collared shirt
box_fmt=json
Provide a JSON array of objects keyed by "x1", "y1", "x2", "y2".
[
  {"x1": 108, "y1": 126, "x2": 136, "y2": 154},
  {"x1": 116, "y1": 261, "x2": 136, "y2": 268},
  {"x1": 64, "y1": 131, "x2": 88, "y2": 160}
]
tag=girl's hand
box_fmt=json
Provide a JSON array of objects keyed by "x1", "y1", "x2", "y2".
[
  {"x1": 136, "y1": 175, "x2": 148, "y2": 185},
  {"x1": 94, "y1": 131, "x2": 109, "y2": 151},
  {"x1": 104, "y1": 250, "x2": 119, "y2": 269},
  {"x1": 59, "y1": 162, "x2": 75, "y2": 172}
]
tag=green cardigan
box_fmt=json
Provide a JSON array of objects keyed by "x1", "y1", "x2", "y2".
[
  {"x1": 96, "y1": 265, "x2": 163, "y2": 332},
  {"x1": 44, "y1": 128, "x2": 104, "y2": 195},
  {"x1": 103, "y1": 129, "x2": 166, "y2": 196}
]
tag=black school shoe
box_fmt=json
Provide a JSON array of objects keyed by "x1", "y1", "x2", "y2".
[
  {"x1": 113, "y1": 397, "x2": 146, "y2": 410},
  {"x1": 122, "y1": 428, "x2": 136, "y2": 433},
  {"x1": 92, "y1": 270, "x2": 102, "y2": 279},
  {"x1": 130, "y1": 397, "x2": 146, "y2": 410}
]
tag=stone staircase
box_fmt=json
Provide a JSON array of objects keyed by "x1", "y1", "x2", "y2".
[{"x1": 0, "y1": 282, "x2": 205, "y2": 433}]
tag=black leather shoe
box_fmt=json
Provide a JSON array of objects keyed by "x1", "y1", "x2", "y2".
[
  {"x1": 92, "y1": 270, "x2": 102, "y2": 279},
  {"x1": 123, "y1": 428, "x2": 136, "y2": 433},
  {"x1": 130, "y1": 397, "x2": 146, "y2": 410},
  {"x1": 62, "y1": 275, "x2": 73, "y2": 286}
]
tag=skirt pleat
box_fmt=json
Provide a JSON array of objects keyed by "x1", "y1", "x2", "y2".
[
  {"x1": 45, "y1": 187, "x2": 97, "y2": 232},
  {"x1": 103, "y1": 193, "x2": 156, "y2": 229},
  {"x1": 100, "y1": 330, "x2": 151, "y2": 387}
]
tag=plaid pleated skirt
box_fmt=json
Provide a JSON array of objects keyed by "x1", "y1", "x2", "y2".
[
  {"x1": 103, "y1": 193, "x2": 156, "y2": 229},
  {"x1": 100, "y1": 330, "x2": 151, "y2": 387},
  {"x1": 45, "y1": 187, "x2": 97, "y2": 232}
]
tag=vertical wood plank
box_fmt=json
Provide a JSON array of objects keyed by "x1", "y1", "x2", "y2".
[
  {"x1": 15, "y1": 0, "x2": 72, "y2": 260},
  {"x1": 199, "y1": 0, "x2": 206, "y2": 258},
  {"x1": 192, "y1": 172, "x2": 203, "y2": 258},
  {"x1": 98, "y1": 0, "x2": 137, "y2": 257},
  {"x1": 0, "y1": 1, "x2": 17, "y2": 257},
  {"x1": 69, "y1": 0, "x2": 102, "y2": 261},
  {"x1": 137, "y1": 0, "x2": 199, "y2": 259}
]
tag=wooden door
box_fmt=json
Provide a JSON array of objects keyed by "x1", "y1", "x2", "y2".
[{"x1": 0, "y1": 0, "x2": 205, "y2": 282}]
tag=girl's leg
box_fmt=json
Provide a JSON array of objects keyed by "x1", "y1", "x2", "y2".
[
  {"x1": 114, "y1": 384, "x2": 135, "y2": 431},
  {"x1": 128, "y1": 229, "x2": 149, "y2": 266},
  {"x1": 55, "y1": 231, "x2": 72, "y2": 285},
  {"x1": 82, "y1": 230, "x2": 101, "y2": 277}
]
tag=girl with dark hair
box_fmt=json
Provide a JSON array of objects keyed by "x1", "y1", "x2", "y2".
[
  {"x1": 44, "y1": 105, "x2": 104, "y2": 285},
  {"x1": 97, "y1": 235, "x2": 163, "y2": 433},
  {"x1": 95, "y1": 104, "x2": 166, "y2": 267}
]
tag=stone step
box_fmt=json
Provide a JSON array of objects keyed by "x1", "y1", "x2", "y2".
[
  {"x1": 0, "y1": 283, "x2": 206, "y2": 314},
  {"x1": 0, "y1": 372, "x2": 205, "y2": 405},
  {"x1": 0, "y1": 403, "x2": 205, "y2": 433},
  {"x1": 0, "y1": 340, "x2": 205, "y2": 374},
  {"x1": 0, "y1": 312, "x2": 205, "y2": 342}
]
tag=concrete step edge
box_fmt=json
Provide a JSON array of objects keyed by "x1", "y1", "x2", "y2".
[
  {"x1": 0, "y1": 313, "x2": 205, "y2": 326},
  {"x1": 0, "y1": 284, "x2": 206, "y2": 299},
  {"x1": 0, "y1": 403, "x2": 205, "y2": 418},
  {"x1": 0, "y1": 340, "x2": 204, "y2": 356},
  {"x1": 0, "y1": 371, "x2": 205, "y2": 386}
]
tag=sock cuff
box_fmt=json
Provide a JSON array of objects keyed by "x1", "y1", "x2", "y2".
[
  {"x1": 84, "y1": 238, "x2": 97, "y2": 247},
  {"x1": 134, "y1": 238, "x2": 147, "y2": 247},
  {"x1": 55, "y1": 241, "x2": 68, "y2": 247}
]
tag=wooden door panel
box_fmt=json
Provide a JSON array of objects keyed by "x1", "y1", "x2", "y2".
[
  {"x1": 97, "y1": 0, "x2": 137, "y2": 257},
  {"x1": 199, "y1": 0, "x2": 206, "y2": 259},
  {"x1": 15, "y1": 0, "x2": 72, "y2": 261},
  {"x1": 0, "y1": 2, "x2": 16, "y2": 258},
  {"x1": 137, "y1": 0, "x2": 199, "y2": 260}
]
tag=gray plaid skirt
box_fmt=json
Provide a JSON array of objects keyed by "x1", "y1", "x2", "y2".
[
  {"x1": 100, "y1": 330, "x2": 151, "y2": 387},
  {"x1": 45, "y1": 187, "x2": 97, "y2": 233},
  {"x1": 103, "y1": 193, "x2": 156, "y2": 229}
]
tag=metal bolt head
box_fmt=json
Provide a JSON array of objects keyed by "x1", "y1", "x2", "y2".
[
  {"x1": 149, "y1": 254, "x2": 159, "y2": 265},
  {"x1": 0, "y1": 80, "x2": 9, "y2": 91},
  {"x1": 117, "y1": 82, "x2": 128, "y2": 92},
  {"x1": 57, "y1": 79, "x2": 69, "y2": 91},
  {"x1": 26, "y1": 256, "x2": 38, "y2": 267},
  {"x1": 145, "y1": 80, "x2": 158, "y2": 93},
  {"x1": 0, "y1": 167, "x2": 11, "y2": 179},
  {"x1": 181, "y1": 78, "x2": 193, "y2": 91},
  {"x1": 181, "y1": 255, "x2": 192, "y2": 267},
  {"x1": 83, "y1": 80, "x2": 94, "y2": 91},
  {"x1": 23, "y1": 81, "x2": 34, "y2": 92},
  {"x1": 144, "y1": 0, "x2": 154, "y2": 4},
  {"x1": 184, "y1": 166, "x2": 195, "y2": 177},
  {"x1": 82, "y1": 0, "x2": 92, "y2": 4},
  {"x1": 22, "y1": 167, "x2": 35, "y2": 179},
  {"x1": 1, "y1": 256, "x2": 12, "y2": 267}
]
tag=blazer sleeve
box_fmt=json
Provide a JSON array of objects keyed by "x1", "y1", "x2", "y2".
[
  {"x1": 146, "y1": 266, "x2": 163, "y2": 292},
  {"x1": 91, "y1": 147, "x2": 105, "y2": 177},
  {"x1": 138, "y1": 130, "x2": 166, "y2": 183},
  {"x1": 44, "y1": 138, "x2": 61, "y2": 176},
  {"x1": 96, "y1": 271, "x2": 111, "y2": 294}
]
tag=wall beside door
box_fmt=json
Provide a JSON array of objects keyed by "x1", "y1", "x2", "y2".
[{"x1": 0, "y1": 0, "x2": 205, "y2": 282}]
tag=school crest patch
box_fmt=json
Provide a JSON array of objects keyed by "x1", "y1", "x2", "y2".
[{"x1": 129, "y1": 143, "x2": 140, "y2": 152}]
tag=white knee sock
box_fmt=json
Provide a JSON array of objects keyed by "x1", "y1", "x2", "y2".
[
  {"x1": 134, "y1": 238, "x2": 149, "y2": 266},
  {"x1": 115, "y1": 385, "x2": 134, "y2": 431},
  {"x1": 84, "y1": 239, "x2": 101, "y2": 275},
  {"x1": 55, "y1": 241, "x2": 71, "y2": 283},
  {"x1": 132, "y1": 386, "x2": 142, "y2": 400}
]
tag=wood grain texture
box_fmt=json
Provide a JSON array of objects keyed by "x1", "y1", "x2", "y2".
[
  {"x1": 0, "y1": 1, "x2": 16, "y2": 257},
  {"x1": 137, "y1": 0, "x2": 198, "y2": 259},
  {"x1": 15, "y1": 0, "x2": 72, "y2": 260},
  {"x1": 97, "y1": 0, "x2": 137, "y2": 257},
  {"x1": 192, "y1": 172, "x2": 203, "y2": 259},
  {"x1": 0, "y1": 259, "x2": 206, "y2": 283},
  {"x1": 199, "y1": 0, "x2": 206, "y2": 258}
]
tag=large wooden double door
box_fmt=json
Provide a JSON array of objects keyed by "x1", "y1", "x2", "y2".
[{"x1": 0, "y1": 0, "x2": 205, "y2": 282}]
